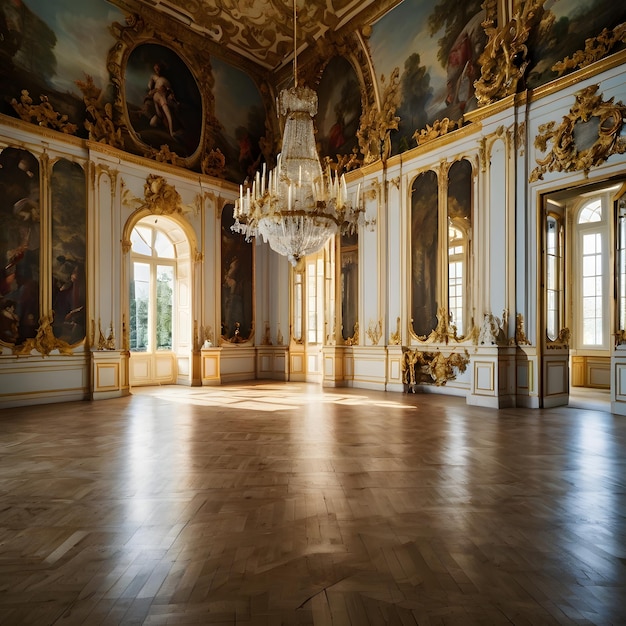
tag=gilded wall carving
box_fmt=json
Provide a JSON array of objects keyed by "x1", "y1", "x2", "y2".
[
  {"x1": 474, "y1": 0, "x2": 546, "y2": 106},
  {"x1": 10, "y1": 91, "x2": 78, "y2": 135},
  {"x1": 552, "y1": 22, "x2": 626, "y2": 77},
  {"x1": 401, "y1": 346, "x2": 470, "y2": 388},
  {"x1": 143, "y1": 175, "x2": 183, "y2": 215},
  {"x1": 530, "y1": 85, "x2": 626, "y2": 181},
  {"x1": 357, "y1": 68, "x2": 401, "y2": 165}
]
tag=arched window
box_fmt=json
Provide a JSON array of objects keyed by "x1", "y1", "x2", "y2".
[
  {"x1": 576, "y1": 197, "x2": 607, "y2": 348},
  {"x1": 129, "y1": 219, "x2": 176, "y2": 352}
]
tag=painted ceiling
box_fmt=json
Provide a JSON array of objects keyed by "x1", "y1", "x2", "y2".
[{"x1": 117, "y1": 0, "x2": 403, "y2": 73}]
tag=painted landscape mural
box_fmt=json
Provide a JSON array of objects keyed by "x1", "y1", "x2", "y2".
[
  {"x1": 1, "y1": 0, "x2": 625, "y2": 171},
  {"x1": 369, "y1": 0, "x2": 626, "y2": 155}
]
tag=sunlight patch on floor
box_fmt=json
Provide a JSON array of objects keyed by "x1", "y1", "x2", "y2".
[{"x1": 131, "y1": 383, "x2": 418, "y2": 413}]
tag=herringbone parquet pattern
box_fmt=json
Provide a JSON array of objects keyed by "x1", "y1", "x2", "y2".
[{"x1": 0, "y1": 383, "x2": 624, "y2": 625}]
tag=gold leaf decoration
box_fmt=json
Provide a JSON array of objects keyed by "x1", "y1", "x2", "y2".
[
  {"x1": 530, "y1": 85, "x2": 626, "y2": 181},
  {"x1": 414, "y1": 117, "x2": 459, "y2": 146},
  {"x1": 143, "y1": 174, "x2": 183, "y2": 215},
  {"x1": 552, "y1": 22, "x2": 626, "y2": 77},
  {"x1": 474, "y1": 0, "x2": 545, "y2": 107},
  {"x1": 13, "y1": 311, "x2": 74, "y2": 357},
  {"x1": 10, "y1": 90, "x2": 78, "y2": 135}
]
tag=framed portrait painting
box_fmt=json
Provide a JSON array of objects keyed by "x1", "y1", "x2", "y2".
[
  {"x1": 124, "y1": 43, "x2": 203, "y2": 160},
  {"x1": 108, "y1": 18, "x2": 215, "y2": 170}
]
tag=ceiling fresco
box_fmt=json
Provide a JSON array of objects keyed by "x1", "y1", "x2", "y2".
[{"x1": 119, "y1": 0, "x2": 404, "y2": 73}]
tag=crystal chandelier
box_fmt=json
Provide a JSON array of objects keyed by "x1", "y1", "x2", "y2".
[{"x1": 232, "y1": 0, "x2": 364, "y2": 266}]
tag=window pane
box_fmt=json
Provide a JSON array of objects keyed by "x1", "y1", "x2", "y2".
[
  {"x1": 156, "y1": 265, "x2": 173, "y2": 350},
  {"x1": 155, "y1": 231, "x2": 175, "y2": 258},
  {"x1": 130, "y1": 262, "x2": 150, "y2": 352},
  {"x1": 578, "y1": 199, "x2": 602, "y2": 224},
  {"x1": 131, "y1": 226, "x2": 152, "y2": 255},
  {"x1": 582, "y1": 233, "x2": 597, "y2": 255}
]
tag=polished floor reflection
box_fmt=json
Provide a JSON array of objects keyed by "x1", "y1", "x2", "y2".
[{"x1": 1, "y1": 382, "x2": 625, "y2": 625}]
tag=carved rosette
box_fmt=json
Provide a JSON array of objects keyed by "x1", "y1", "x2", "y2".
[{"x1": 530, "y1": 85, "x2": 626, "y2": 181}]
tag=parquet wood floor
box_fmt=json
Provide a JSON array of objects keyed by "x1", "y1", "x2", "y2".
[{"x1": 0, "y1": 382, "x2": 625, "y2": 625}]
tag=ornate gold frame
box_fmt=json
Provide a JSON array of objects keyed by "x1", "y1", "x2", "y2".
[{"x1": 107, "y1": 13, "x2": 219, "y2": 171}]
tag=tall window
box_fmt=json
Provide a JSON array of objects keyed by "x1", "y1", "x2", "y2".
[
  {"x1": 546, "y1": 214, "x2": 563, "y2": 341},
  {"x1": 618, "y1": 199, "x2": 626, "y2": 333},
  {"x1": 130, "y1": 221, "x2": 176, "y2": 352},
  {"x1": 448, "y1": 224, "x2": 465, "y2": 333},
  {"x1": 307, "y1": 256, "x2": 324, "y2": 344},
  {"x1": 577, "y1": 198, "x2": 606, "y2": 348}
]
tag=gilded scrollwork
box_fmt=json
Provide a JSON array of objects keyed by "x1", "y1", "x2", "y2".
[
  {"x1": 401, "y1": 347, "x2": 470, "y2": 388},
  {"x1": 13, "y1": 312, "x2": 74, "y2": 357},
  {"x1": 344, "y1": 321, "x2": 359, "y2": 346},
  {"x1": 546, "y1": 327, "x2": 570, "y2": 349},
  {"x1": 366, "y1": 319, "x2": 382, "y2": 346},
  {"x1": 529, "y1": 85, "x2": 626, "y2": 182},
  {"x1": 357, "y1": 68, "x2": 400, "y2": 165},
  {"x1": 389, "y1": 317, "x2": 401, "y2": 345},
  {"x1": 414, "y1": 307, "x2": 459, "y2": 344},
  {"x1": 10, "y1": 90, "x2": 79, "y2": 135},
  {"x1": 552, "y1": 22, "x2": 626, "y2": 77},
  {"x1": 515, "y1": 313, "x2": 531, "y2": 345},
  {"x1": 143, "y1": 174, "x2": 183, "y2": 215},
  {"x1": 75, "y1": 74, "x2": 124, "y2": 149},
  {"x1": 474, "y1": 0, "x2": 546, "y2": 107},
  {"x1": 413, "y1": 117, "x2": 459, "y2": 146}
]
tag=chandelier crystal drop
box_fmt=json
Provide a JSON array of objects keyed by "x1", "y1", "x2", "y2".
[{"x1": 231, "y1": 1, "x2": 364, "y2": 266}]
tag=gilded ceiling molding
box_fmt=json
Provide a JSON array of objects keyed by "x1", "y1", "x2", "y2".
[
  {"x1": 474, "y1": 0, "x2": 546, "y2": 107},
  {"x1": 530, "y1": 85, "x2": 626, "y2": 182},
  {"x1": 552, "y1": 22, "x2": 626, "y2": 77},
  {"x1": 10, "y1": 90, "x2": 78, "y2": 135}
]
